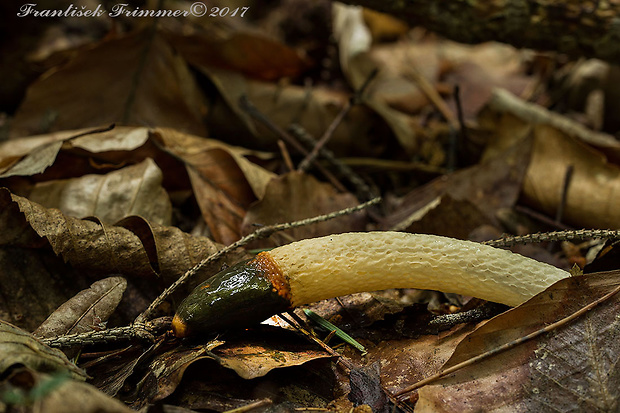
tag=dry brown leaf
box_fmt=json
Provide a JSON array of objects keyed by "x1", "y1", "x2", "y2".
[
  {"x1": 0, "y1": 127, "x2": 152, "y2": 178},
  {"x1": 84, "y1": 346, "x2": 147, "y2": 398},
  {"x1": 212, "y1": 330, "x2": 332, "y2": 380},
  {"x1": 440, "y1": 43, "x2": 533, "y2": 120},
  {"x1": 348, "y1": 363, "x2": 390, "y2": 413},
  {"x1": 130, "y1": 328, "x2": 329, "y2": 409},
  {"x1": 242, "y1": 171, "x2": 366, "y2": 247},
  {"x1": 415, "y1": 271, "x2": 620, "y2": 412},
  {"x1": 128, "y1": 339, "x2": 225, "y2": 409},
  {"x1": 381, "y1": 136, "x2": 532, "y2": 238},
  {"x1": 0, "y1": 320, "x2": 87, "y2": 380},
  {"x1": 482, "y1": 97, "x2": 620, "y2": 228},
  {"x1": 203, "y1": 67, "x2": 385, "y2": 157},
  {"x1": 153, "y1": 128, "x2": 275, "y2": 244},
  {"x1": 26, "y1": 158, "x2": 172, "y2": 225},
  {"x1": 522, "y1": 125, "x2": 620, "y2": 228},
  {"x1": 0, "y1": 247, "x2": 89, "y2": 331},
  {"x1": 2, "y1": 123, "x2": 274, "y2": 255},
  {"x1": 0, "y1": 188, "x2": 227, "y2": 283},
  {"x1": 142, "y1": 351, "x2": 332, "y2": 411},
  {"x1": 165, "y1": 29, "x2": 307, "y2": 81},
  {"x1": 33, "y1": 277, "x2": 127, "y2": 339},
  {"x1": 68, "y1": 126, "x2": 150, "y2": 153},
  {"x1": 487, "y1": 88, "x2": 620, "y2": 161},
  {"x1": 10, "y1": 30, "x2": 206, "y2": 138},
  {"x1": 363, "y1": 325, "x2": 476, "y2": 396},
  {"x1": 0, "y1": 140, "x2": 64, "y2": 178}
]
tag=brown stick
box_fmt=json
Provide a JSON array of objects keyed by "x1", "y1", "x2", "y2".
[
  {"x1": 297, "y1": 69, "x2": 378, "y2": 172},
  {"x1": 239, "y1": 95, "x2": 347, "y2": 192},
  {"x1": 337, "y1": 0, "x2": 620, "y2": 64}
]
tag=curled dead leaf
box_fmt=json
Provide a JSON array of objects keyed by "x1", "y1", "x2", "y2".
[
  {"x1": 482, "y1": 92, "x2": 620, "y2": 228},
  {"x1": 0, "y1": 188, "x2": 229, "y2": 283}
]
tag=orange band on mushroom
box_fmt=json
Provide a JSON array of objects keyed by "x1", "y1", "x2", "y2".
[{"x1": 250, "y1": 252, "x2": 292, "y2": 302}]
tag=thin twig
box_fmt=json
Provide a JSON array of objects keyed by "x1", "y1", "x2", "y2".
[
  {"x1": 297, "y1": 69, "x2": 378, "y2": 172},
  {"x1": 453, "y1": 85, "x2": 469, "y2": 144},
  {"x1": 547, "y1": 165, "x2": 575, "y2": 252},
  {"x1": 223, "y1": 399, "x2": 272, "y2": 413},
  {"x1": 483, "y1": 229, "x2": 620, "y2": 248},
  {"x1": 277, "y1": 140, "x2": 295, "y2": 172},
  {"x1": 135, "y1": 197, "x2": 381, "y2": 324},
  {"x1": 406, "y1": 67, "x2": 458, "y2": 130},
  {"x1": 239, "y1": 95, "x2": 347, "y2": 192},
  {"x1": 40, "y1": 319, "x2": 166, "y2": 348},
  {"x1": 556, "y1": 165, "x2": 574, "y2": 224},
  {"x1": 394, "y1": 282, "x2": 620, "y2": 398},
  {"x1": 288, "y1": 124, "x2": 377, "y2": 201}
]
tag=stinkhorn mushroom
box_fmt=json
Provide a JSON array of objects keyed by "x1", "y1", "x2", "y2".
[{"x1": 172, "y1": 232, "x2": 569, "y2": 337}]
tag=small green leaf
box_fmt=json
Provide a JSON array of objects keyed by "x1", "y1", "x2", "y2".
[{"x1": 303, "y1": 309, "x2": 367, "y2": 355}]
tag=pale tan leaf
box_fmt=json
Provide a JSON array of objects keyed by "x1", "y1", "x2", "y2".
[
  {"x1": 33, "y1": 277, "x2": 127, "y2": 338},
  {"x1": 69, "y1": 126, "x2": 149, "y2": 153},
  {"x1": 27, "y1": 158, "x2": 172, "y2": 225},
  {"x1": 482, "y1": 97, "x2": 620, "y2": 228},
  {"x1": 0, "y1": 141, "x2": 63, "y2": 178},
  {"x1": 213, "y1": 334, "x2": 332, "y2": 380},
  {"x1": 0, "y1": 126, "x2": 149, "y2": 178}
]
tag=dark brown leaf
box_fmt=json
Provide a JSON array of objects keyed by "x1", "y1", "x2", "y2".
[
  {"x1": 381, "y1": 136, "x2": 532, "y2": 237},
  {"x1": 11, "y1": 30, "x2": 206, "y2": 138},
  {"x1": 166, "y1": 29, "x2": 308, "y2": 81}
]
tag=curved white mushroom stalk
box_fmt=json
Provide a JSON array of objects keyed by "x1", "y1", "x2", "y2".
[{"x1": 172, "y1": 232, "x2": 570, "y2": 337}]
